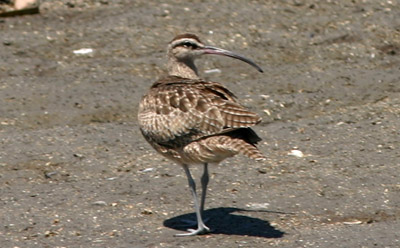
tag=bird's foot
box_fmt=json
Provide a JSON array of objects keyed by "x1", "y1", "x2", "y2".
[{"x1": 174, "y1": 224, "x2": 211, "y2": 237}]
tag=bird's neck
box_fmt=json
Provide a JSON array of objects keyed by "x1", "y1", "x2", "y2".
[{"x1": 167, "y1": 57, "x2": 200, "y2": 80}]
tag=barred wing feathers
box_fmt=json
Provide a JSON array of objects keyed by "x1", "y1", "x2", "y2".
[{"x1": 138, "y1": 76, "x2": 261, "y2": 148}]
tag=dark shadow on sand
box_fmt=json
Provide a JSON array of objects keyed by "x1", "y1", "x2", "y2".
[{"x1": 163, "y1": 207, "x2": 285, "y2": 238}]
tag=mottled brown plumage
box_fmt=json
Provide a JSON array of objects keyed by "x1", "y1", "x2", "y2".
[
  {"x1": 139, "y1": 75, "x2": 265, "y2": 164},
  {"x1": 138, "y1": 34, "x2": 264, "y2": 236}
]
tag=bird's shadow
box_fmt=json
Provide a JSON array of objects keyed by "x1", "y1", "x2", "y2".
[{"x1": 163, "y1": 207, "x2": 285, "y2": 238}]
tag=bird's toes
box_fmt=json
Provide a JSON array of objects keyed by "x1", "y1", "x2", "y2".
[{"x1": 174, "y1": 226, "x2": 211, "y2": 237}]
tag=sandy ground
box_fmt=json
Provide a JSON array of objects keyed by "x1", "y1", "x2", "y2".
[{"x1": 1, "y1": 0, "x2": 400, "y2": 247}]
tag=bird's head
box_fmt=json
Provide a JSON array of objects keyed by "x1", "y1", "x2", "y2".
[{"x1": 167, "y1": 33, "x2": 263, "y2": 73}]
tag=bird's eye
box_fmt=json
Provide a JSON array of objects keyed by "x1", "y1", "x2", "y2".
[{"x1": 182, "y1": 41, "x2": 198, "y2": 49}]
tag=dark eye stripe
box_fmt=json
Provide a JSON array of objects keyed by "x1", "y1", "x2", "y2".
[
  {"x1": 173, "y1": 40, "x2": 199, "y2": 49},
  {"x1": 183, "y1": 41, "x2": 198, "y2": 48}
]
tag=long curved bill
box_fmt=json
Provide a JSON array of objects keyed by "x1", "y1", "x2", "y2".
[{"x1": 203, "y1": 46, "x2": 264, "y2": 73}]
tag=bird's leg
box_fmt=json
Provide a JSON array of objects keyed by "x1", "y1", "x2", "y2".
[
  {"x1": 175, "y1": 165, "x2": 210, "y2": 237},
  {"x1": 200, "y1": 163, "x2": 209, "y2": 214}
]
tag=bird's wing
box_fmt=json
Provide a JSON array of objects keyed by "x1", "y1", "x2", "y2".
[{"x1": 138, "y1": 77, "x2": 261, "y2": 147}]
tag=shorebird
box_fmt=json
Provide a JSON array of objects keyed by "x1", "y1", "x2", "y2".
[{"x1": 138, "y1": 33, "x2": 265, "y2": 236}]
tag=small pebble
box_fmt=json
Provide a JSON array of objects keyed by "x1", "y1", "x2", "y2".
[
  {"x1": 246, "y1": 202, "x2": 270, "y2": 209},
  {"x1": 73, "y1": 48, "x2": 93, "y2": 55},
  {"x1": 343, "y1": 220, "x2": 363, "y2": 225},
  {"x1": 73, "y1": 153, "x2": 84, "y2": 158},
  {"x1": 141, "y1": 168, "x2": 154, "y2": 172},
  {"x1": 141, "y1": 208, "x2": 153, "y2": 215},
  {"x1": 204, "y1": 68, "x2": 221, "y2": 74},
  {"x1": 257, "y1": 168, "x2": 267, "y2": 174},
  {"x1": 44, "y1": 171, "x2": 57, "y2": 178},
  {"x1": 92, "y1": 201, "x2": 107, "y2": 206},
  {"x1": 288, "y1": 149, "x2": 304, "y2": 158}
]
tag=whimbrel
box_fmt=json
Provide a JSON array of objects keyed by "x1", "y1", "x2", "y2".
[{"x1": 138, "y1": 34, "x2": 264, "y2": 236}]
